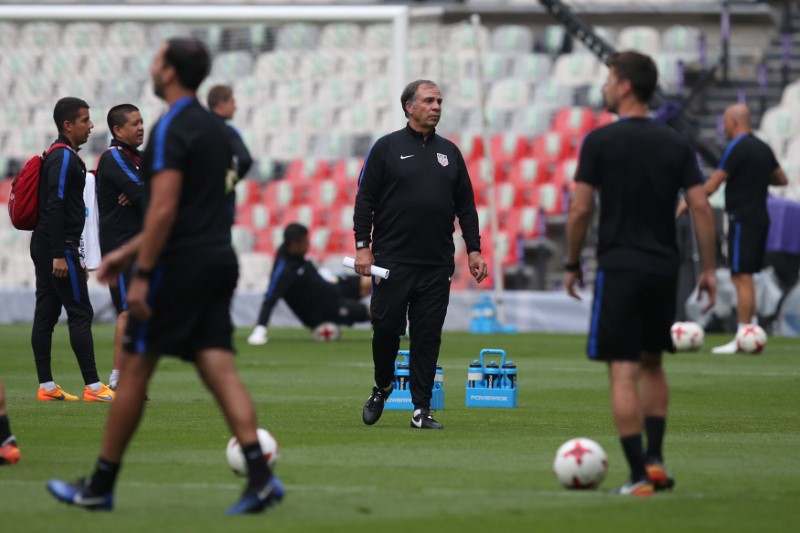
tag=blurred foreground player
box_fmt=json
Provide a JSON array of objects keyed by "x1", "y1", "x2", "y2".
[
  {"x1": 46, "y1": 38, "x2": 283, "y2": 515},
  {"x1": 0, "y1": 379, "x2": 21, "y2": 465},
  {"x1": 565, "y1": 51, "x2": 717, "y2": 496},
  {"x1": 248, "y1": 223, "x2": 371, "y2": 345}
]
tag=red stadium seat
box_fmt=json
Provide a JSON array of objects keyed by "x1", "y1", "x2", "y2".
[
  {"x1": 530, "y1": 131, "x2": 574, "y2": 165},
  {"x1": 552, "y1": 159, "x2": 579, "y2": 192},
  {"x1": 282, "y1": 157, "x2": 330, "y2": 182},
  {"x1": 275, "y1": 205, "x2": 315, "y2": 228},
  {"x1": 262, "y1": 180, "x2": 301, "y2": 209},
  {"x1": 0, "y1": 178, "x2": 12, "y2": 204},
  {"x1": 552, "y1": 106, "x2": 597, "y2": 137},
  {"x1": 234, "y1": 178, "x2": 261, "y2": 208},
  {"x1": 508, "y1": 158, "x2": 549, "y2": 188},
  {"x1": 254, "y1": 227, "x2": 284, "y2": 255},
  {"x1": 504, "y1": 206, "x2": 543, "y2": 239},
  {"x1": 331, "y1": 158, "x2": 363, "y2": 203},
  {"x1": 489, "y1": 133, "x2": 531, "y2": 165},
  {"x1": 455, "y1": 132, "x2": 485, "y2": 163},
  {"x1": 596, "y1": 110, "x2": 617, "y2": 128},
  {"x1": 235, "y1": 204, "x2": 273, "y2": 230},
  {"x1": 533, "y1": 182, "x2": 566, "y2": 215}
]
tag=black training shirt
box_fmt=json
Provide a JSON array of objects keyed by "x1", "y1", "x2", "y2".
[
  {"x1": 354, "y1": 124, "x2": 481, "y2": 265},
  {"x1": 575, "y1": 117, "x2": 703, "y2": 277},
  {"x1": 33, "y1": 136, "x2": 87, "y2": 258},
  {"x1": 719, "y1": 133, "x2": 779, "y2": 225},
  {"x1": 257, "y1": 248, "x2": 344, "y2": 328},
  {"x1": 96, "y1": 139, "x2": 144, "y2": 254},
  {"x1": 141, "y1": 97, "x2": 234, "y2": 257}
]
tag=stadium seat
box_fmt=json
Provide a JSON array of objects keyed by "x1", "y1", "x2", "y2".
[
  {"x1": 254, "y1": 227, "x2": 284, "y2": 255},
  {"x1": 552, "y1": 107, "x2": 597, "y2": 137},
  {"x1": 235, "y1": 179, "x2": 262, "y2": 208},
  {"x1": 0, "y1": 178, "x2": 11, "y2": 202},
  {"x1": 211, "y1": 51, "x2": 253, "y2": 80},
  {"x1": 552, "y1": 159, "x2": 580, "y2": 192},
  {"x1": 486, "y1": 79, "x2": 530, "y2": 110},
  {"x1": 490, "y1": 25, "x2": 534, "y2": 53},
  {"x1": 320, "y1": 23, "x2": 362, "y2": 50},
  {"x1": 299, "y1": 52, "x2": 336, "y2": 80},
  {"x1": 409, "y1": 23, "x2": 442, "y2": 49},
  {"x1": 533, "y1": 81, "x2": 575, "y2": 110},
  {"x1": 661, "y1": 25, "x2": 702, "y2": 62},
  {"x1": 509, "y1": 53, "x2": 552, "y2": 86},
  {"x1": 254, "y1": 51, "x2": 299, "y2": 82},
  {"x1": 363, "y1": 23, "x2": 391, "y2": 51},
  {"x1": 275, "y1": 205, "x2": 315, "y2": 229},
  {"x1": 653, "y1": 54, "x2": 686, "y2": 95},
  {"x1": 262, "y1": 180, "x2": 301, "y2": 211},
  {"x1": 596, "y1": 110, "x2": 616, "y2": 128},
  {"x1": 530, "y1": 131, "x2": 574, "y2": 165},
  {"x1": 552, "y1": 54, "x2": 602, "y2": 87},
  {"x1": 147, "y1": 23, "x2": 188, "y2": 47},
  {"x1": 617, "y1": 26, "x2": 661, "y2": 55},
  {"x1": 445, "y1": 22, "x2": 490, "y2": 53},
  {"x1": 231, "y1": 225, "x2": 256, "y2": 254},
  {"x1": 265, "y1": 131, "x2": 310, "y2": 160},
  {"x1": 496, "y1": 182, "x2": 526, "y2": 210},
  {"x1": 0, "y1": 22, "x2": 18, "y2": 49},
  {"x1": 504, "y1": 206, "x2": 543, "y2": 239},
  {"x1": 538, "y1": 25, "x2": 570, "y2": 56},
  {"x1": 533, "y1": 182, "x2": 566, "y2": 215},
  {"x1": 21, "y1": 22, "x2": 61, "y2": 49},
  {"x1": 489, "y1": 133, "x2": 531, "y2": 166},
  {"x1": 276, "y1": 23, "x2": 319, "y2": 50},
  {"x1": 282, "y1": 158, "x2": 330, "y2": 183},
  {"x1": 508, "y1": 158, "x2": 550, "y2": 190},
  {"x1": 62, "y1": 23, "x2": 104, "y2": 51}
]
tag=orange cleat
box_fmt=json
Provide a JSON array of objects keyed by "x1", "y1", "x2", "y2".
[
  {"x1": 83, "y1": 384, "x2": 115, "y2": 403},
  {"x1": 609, "y1": 479, "x2": 655, "y2": 497},
  {"x1": 646, "y1": 462, "x2": 676, "y2": 491},
  {"x1": 0, "y1": 440, "x2": 21, "y2": 465},
  {"x1": 37, "y1": 385, "x2": 79, "y2": 402}
]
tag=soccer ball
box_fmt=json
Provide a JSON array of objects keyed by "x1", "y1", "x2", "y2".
[
  {"x1": 671, "y1": 321, "x2": 704, "y2": 351},
  {"x1": 736, "y1": 325, "x2": 767, "y2": 354},
  {"x1": 553, "y1": 438, "x2": 609, "y2": 489},
  {"x1": 226, "y1": 428, "x2": 280, "y2": 476},
  {"x1": 311, "y1": 322, "x2": 341, "y2": 342}
]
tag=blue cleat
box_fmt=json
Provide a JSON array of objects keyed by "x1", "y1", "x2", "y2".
[
  {"x1": 46, "y1": 478, "x2": 114, "y2": 511},
  {"x1": 226, "y1": 476, "x2": 284, "y2": 515}
]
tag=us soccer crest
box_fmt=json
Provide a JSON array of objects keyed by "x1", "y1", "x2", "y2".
[{"x1": 437, "y1": 153, "x2": 449, "y2": 167}]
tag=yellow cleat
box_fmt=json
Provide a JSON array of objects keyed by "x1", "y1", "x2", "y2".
[
  {"x1": 37, "y1": 385, "x2": 79, "y2": 402},
  {"x1": 83, "y1": 384, "x2": 115, "y2": 403}
]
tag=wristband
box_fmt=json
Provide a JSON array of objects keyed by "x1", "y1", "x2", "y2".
[
  {"x1": 132, "y1": 264, "x2": 153, "y2": 280},
  {"x1": 564, "y1": 261, "x2": 581, "y2": 273}
]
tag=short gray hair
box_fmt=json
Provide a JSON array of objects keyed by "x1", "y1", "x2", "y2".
[{"x1": 400, "y1": 79, "x2": 439, "y2": 118}]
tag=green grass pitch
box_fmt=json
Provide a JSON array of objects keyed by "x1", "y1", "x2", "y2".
[{"x1": 0, "y1": 323, "x2": 798, "y2": 532}]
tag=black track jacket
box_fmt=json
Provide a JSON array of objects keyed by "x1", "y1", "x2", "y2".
[{"x1": 353, "y1": 124, "x2": 481, "y2": 265}]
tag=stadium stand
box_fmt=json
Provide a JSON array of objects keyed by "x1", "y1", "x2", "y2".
[{"x1": 0, "y1": 0, "x2": 798, "y2": 299}]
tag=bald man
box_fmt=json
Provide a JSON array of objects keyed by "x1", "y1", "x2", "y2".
[{"x1": 685, "y1": 104, "x2": 788, "y2": 353}]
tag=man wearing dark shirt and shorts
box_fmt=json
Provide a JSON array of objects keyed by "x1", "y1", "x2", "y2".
[
  {"x1": 687, "y1": 104, "x2": 788, "y2": 353},
  {"x1": 47, "y1": 38, "x2": 283, "y2": 515},
  {"x1": 96, "y1": 103, "x2": 145, "y2": 390},
  {"x1": 354, "y1": 80, "x2": 488, "y2": 430},
  {"x1": 248, "y1": 223, "x2": 370, "y2": 345},
  {"x1": 565, "y1": 51, "x2": 717, "y2": 496}
]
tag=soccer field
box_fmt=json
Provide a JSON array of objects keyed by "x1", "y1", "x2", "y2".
[{"x1": 1, "y1": 324, "x2": 798, "y2": 532}]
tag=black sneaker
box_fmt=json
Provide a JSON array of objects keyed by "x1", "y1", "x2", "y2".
[
  {"x1": 362, "y1": 385, "x2": 392, "y2": 425},
  {"x1": 410, "y1": 408, "x2": 443, "y2": 430}
]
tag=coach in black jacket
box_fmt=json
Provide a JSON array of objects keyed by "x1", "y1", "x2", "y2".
[
  {"x1": 30, "y1": 97, "x2": 108, "y2": 402},
  {"x1": 96, "y1": 103, "x2": 145, "y2": 391},
  {"x1": 354, "y1": 80, "x2": 488, "y2": 430}
]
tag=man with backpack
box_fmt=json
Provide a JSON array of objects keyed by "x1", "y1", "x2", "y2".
[{"x1": 30, "y1": 97, "x2": 114, "y2": 402}]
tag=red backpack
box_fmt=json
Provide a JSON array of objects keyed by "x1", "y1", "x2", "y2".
[{"x1": 7, "y1": 143, "x2": 70, "y2": 230}]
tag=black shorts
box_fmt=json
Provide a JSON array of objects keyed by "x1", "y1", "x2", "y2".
[
  {"x1": 727, "y1": 220, "x2": 768, "y2": 274},
  {"x1": 332, "y1": 299, "x2": 369, "y2": 326},
  {"x1": 587, "y1": 269, "x2": 676, "y2": 361},
  {"x1": 124, "y1": 250, "x2": 238, "y2": 361},
  {"x1": 109, "y1": 269, "x2": 132, "y2": 315}
]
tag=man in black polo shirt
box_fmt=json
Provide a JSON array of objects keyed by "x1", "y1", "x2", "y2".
[
  {"x1": 247, "y1": 223, "x2": 370, "y2": 345},
  {"x1": 565, "y1": 52, "x2": 718, "y2": 496},
  {"x1": 47, "y1": 38, "x2": 283, "y2": 515},
  {"x1": 31, "y1": 97, "x2": 113, "y2": 403},
  {"x1": 96, "y1": 103, "x2": 145, "y2": 391},
  {"x1": 354, "y1": 79, "x2": 488, "y2": 430},
  {"x1": 696, "y1": 104, "x2": 787, "y2": 353}
]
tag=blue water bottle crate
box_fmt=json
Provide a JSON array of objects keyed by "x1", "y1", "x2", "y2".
[
  {"x1": 465, "y1": 348, "x2": 518, "y2": 408},
  {"x1": 385, "y1": 350, "x2": 445, "y2": 411}
]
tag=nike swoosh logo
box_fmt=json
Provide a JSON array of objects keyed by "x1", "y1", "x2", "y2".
[
  {"x1": 400, "y1": 155, "x2": 415, "y2": 159},
  {"x1": 412, "y1": 416, "x2": 423, "y2": 428},
  {"x1": 91, "y1": 395, "x2": 113, "y2": 401},
  {"x1": 53, "y1": 393, "x2": 66, "y2": 400}
]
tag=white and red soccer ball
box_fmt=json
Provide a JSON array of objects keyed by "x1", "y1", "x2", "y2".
[
  {"x1": 736, "y1": 325, "x2": 767, "y2": 354},
  {"x1": 670, "y1": 321, "x2": 704, "y2": 351},
  {"x1": 226, "y1": 428, "x2": 280, "y2": 476},
  {"x1": 311, "y1": 322, "x2": 341, "y2": 342},
  {"x1": 553, "y1": 438, "x2": 609, "y2": 489}
]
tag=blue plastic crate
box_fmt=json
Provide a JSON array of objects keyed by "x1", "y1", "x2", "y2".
[
  {"x1": 384, "y1": 350, "x2": 445, "y2": 411},
  {"x1": 465, "y1": 348, "x2": 518, "y2": 408}
]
